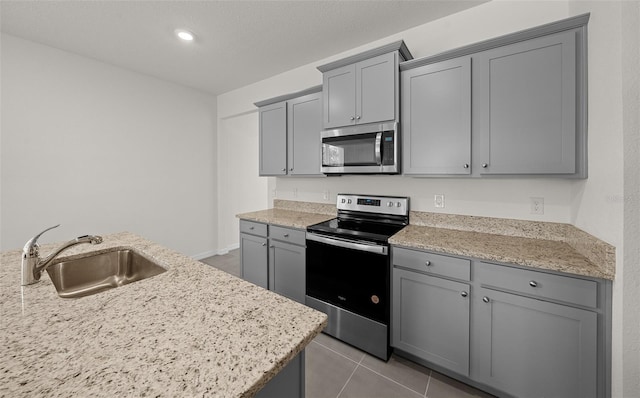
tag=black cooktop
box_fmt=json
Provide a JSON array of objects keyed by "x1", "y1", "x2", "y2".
[{"x1": 307, "y1": 217, "x2": 406, "y2": 243}]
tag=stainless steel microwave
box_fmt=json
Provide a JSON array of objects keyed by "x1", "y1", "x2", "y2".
[{"x1": 321, "y1": 122, "x2": 399, "y2": 174}]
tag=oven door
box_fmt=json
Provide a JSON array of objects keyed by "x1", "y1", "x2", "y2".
[{"x1": 305, "y1": 232, "x2": 390, "y2": 324}]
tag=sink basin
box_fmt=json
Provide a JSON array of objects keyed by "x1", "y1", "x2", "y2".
[{"x1": 45, "y1": 249, "x2": 167, "y2": 298}]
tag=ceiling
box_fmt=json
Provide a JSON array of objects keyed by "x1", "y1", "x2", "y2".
[{"x1": 1, "y1": 1, "x2": 486, "y2": 96}]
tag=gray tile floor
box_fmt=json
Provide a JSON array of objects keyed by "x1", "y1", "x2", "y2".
[{"x1": 201, "y1": 250, "x2": 493, "y2": 398}]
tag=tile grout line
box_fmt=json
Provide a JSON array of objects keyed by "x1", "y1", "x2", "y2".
[
  {"x1": 424, "y1": 369, "x2": 432, "y2": 397},
  {"x1": 335, "y1": 352, "x2": 365, "y2": 398},
  {"x1": 312, "y1": 340, "x2": 431, "y2": 397}
]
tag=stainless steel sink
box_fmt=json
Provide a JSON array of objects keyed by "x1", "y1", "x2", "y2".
[{"x1": 45, "y1": 249, "x2": 167, "y2": 298}]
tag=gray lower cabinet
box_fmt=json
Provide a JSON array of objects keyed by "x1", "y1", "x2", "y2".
[
  {"x1": 391, "y1": 247, "x2": 609, "y2": 398},
  {"x1": 240, "y1": 220, "x2": 306, "y2": 304},
  {"x1": 473, "y1": 286, "x2": 597, "y2": 398},
  {"x1": 401, "y1": 56, "x2": 472, "y2": 175},
  {"x1": 240, "y1": 220, "x2": 269, "y2": 289},
  {"x1": 269, "y1": 239, "x2": 306, "y2": 304},
  {"x1": 256, "y1": 350, "x2": 305, "y2": 398},
  {"x1": 392, "y1": 267, "x2": 470, "y2": 376}
]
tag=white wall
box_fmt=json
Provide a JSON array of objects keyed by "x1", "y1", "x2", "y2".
[
  {"x1": 1, "y1": 34, "x2": 218, "y2": 257},
  {"x1": 217, "y1": 1, "x2": 638, "y2": 395}
]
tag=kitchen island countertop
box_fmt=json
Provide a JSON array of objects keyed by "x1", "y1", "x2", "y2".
[{"x1": 0, "y1": 232, "x2": 327, "y2": 397}]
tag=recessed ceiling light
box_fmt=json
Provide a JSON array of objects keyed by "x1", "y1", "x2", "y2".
[{"x1": 175, "y1": 29, "x2": 195, "y2": 42}]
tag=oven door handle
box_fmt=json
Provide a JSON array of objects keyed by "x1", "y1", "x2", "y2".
[{"x1": 306, "y1": 233, "x2": 388, "y2": 255}]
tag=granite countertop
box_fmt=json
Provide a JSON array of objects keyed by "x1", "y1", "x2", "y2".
[
  {"x1": 237, "y1": 208, "x2": 335, "y2": 230},
  {"x1": 0, "y1": 232, "x2": 327, "y2": 397},
  {"x1": 390, "y1": 225, "x2": 613, "y2": 280}
]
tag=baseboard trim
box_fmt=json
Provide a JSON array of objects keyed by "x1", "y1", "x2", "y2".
[{"x1": 192, "y1": 244, "x2": 239, "y2": 260}]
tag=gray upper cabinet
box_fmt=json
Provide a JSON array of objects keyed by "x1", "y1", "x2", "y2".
[
  {"x1": 319, "y1": 41, "x2": 412, "y2": 129},
  {"x1": 400, "y1": 13, "x2": 588, "y2": 178},
  {"x1": 287, "y1": 91, "x2": 322, "y2": 175},
  {"x1": 258, "y1": 101, "x2": 287, "y2": 176},
  {"x1": 401, "y1": 56, "x2": 472, "y2": 175},
  {"x1": 255, "y1": 86, "x2": 323, "y2": 177},
  {"x1": 475, "y1": 29, "x2": 577, "y2": 175},
  {"x1": 323, "y1": 52, "x2": 397, "y2": 129}
]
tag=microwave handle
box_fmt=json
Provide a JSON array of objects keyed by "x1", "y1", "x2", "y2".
[{"x1": 374, "y1": 132, "x2": 382, "y2": 165}]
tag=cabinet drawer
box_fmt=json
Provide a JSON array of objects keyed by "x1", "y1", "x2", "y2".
[
  {"x1": 393, "y1": 247, "x2": 470, "y2": 281},
  {"x1": 240, "y1": 220, "x2": 268, "y2": 237},
  {"x1": 270, "y1": 225, "x2": 306, "y2": 246},
  {"x1": 476, "y1": 262, "x2": 598, "y2": 308}
]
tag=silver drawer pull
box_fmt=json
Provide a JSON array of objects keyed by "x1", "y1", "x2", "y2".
[
  {"x1": 482, "y1": 296, "x2": 490, "y2": 303},
  {"x1": 529, "y1": 280, "x2": 538, "y2": 288},
  {"x1": 262, "y1": 243, "x2": 266, "y2": 247},
  {"x1": 425, "y1": 261, "x2": 432, "y2": 266},
  {"x1": 249, "y1": 226, "x2": 255, "y2": 230},
  {"x1": 482, "y1": 163, "x2": 488, "y2": 168},
  {"x1": 461, "y1": 291, "x2": 468, "y2": 298},
  {"x1": 283, "y1": 234, "x2": 289, "y2": 238},
  {"x1": 269, "y1": 245, "x2": 274, "y2": 248}
]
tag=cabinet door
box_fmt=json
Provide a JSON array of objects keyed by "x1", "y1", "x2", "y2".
[
  {"x1": 323, "y1": 64, "x2": 356, "y2": 129},
  {"x1": 269, "y1": 240, "x2": 305, "y2": 304},
  {"x1": 287, "y1": 92, "x2": 323, "y2": 176},
  {"x1": 392, "y1": 268, "x2": 470, "y2": 376},
  {"x1": 259, "y1": 101, "x2": 287, "y2": 176},
  {"x1": 402, "y1": 57, "x2": 471, "y2": 175},
  {"x1": 475, "y1": 30, "x2": 576, "y2": 174},
  {"x1": 240, "y1": 233, "x2": 268, "y2": 289},
  {"x1": 473, "y1": 287, "x2": 597, "y2": 398},
  {"x1": 357, "y1": 52, "x2": 397, "y2": 125}
]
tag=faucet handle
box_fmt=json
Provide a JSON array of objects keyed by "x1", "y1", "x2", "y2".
[{"x1": 23, "y1": 224, "x2": 60, "y2": 256}]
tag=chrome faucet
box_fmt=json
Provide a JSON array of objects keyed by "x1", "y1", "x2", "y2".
[{"x1": 21, "y1": 224, "x2": 103, "y2": 285}]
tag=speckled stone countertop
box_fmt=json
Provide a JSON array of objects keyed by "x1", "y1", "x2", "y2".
[
  {"x1": 236, "y1": 208, "x2": 335, "y2": 230},
  {"x1": 239, "y1": 200, "x2": 614, "y2": 281},
  {"x1": 0, "y1": 232, "x2": 327, "y2": 397},
  {"x1": 390, "y1": 226, "x2": 613, "y2": 280}
]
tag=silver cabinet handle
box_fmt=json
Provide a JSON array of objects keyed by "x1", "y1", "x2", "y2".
[
  {"x1": 425, "y1": 261, "x2": 431, "y2": 266},
  {"x1": 261, "y1": 243, "x2": 266, "y2": 247},
  {"x1": 283, "y1": 234, "x2": 289, "y2": 238},
  {"x1": 482, "y1": 163, "x2": 488, "y2": 168},
  {"x1": 290, "y1": 168, "x2": 293, "y2": 171},
  {"x1": 269, "y1": 245, "x2": 274, "y2": 248},
  {"x1": 529, "y1": 281, "x2": 538, "y2": 287},
  {"x1": 282, "y1": 168, "x2": 286, "y2": 172},
  {"x1": 483, "y1": 296, "x2": 490, "y2": 303},
  {"x1": 356, "y1": 115, "x2": 361, "y2": 120},
  {"x1": 350, "y1": 116, "x2": 355, "y2": 121},
  {"x1": 249, "y1": 226, "x2": 255, "y2": 230},
  {"x1": 461, "y1": 291, "x2": 468, "y2": 297},
  {"x1": 463, "y1": 164, "x2": 469, "y2": 169}
]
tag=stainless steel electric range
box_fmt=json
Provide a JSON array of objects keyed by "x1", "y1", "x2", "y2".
[{"x1": 305, "y1": 193, "x2": 409, "y2": 360}]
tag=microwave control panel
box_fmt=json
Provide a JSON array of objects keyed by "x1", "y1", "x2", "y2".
[{"x1": 381, "y1": 131, "x2": 395, "y2": 165}]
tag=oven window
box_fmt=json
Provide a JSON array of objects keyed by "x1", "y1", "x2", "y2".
[
  {"x1": 306, "y1": 238, "x2": 389, "y2": 324},
  {"x1": 322, "y1": 133, "x2": 377, "y2": 166}
]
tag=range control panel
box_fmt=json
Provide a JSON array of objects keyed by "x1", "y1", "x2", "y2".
[{"x1": 337, "y1": 194, "x2": 409, "y2": 217}]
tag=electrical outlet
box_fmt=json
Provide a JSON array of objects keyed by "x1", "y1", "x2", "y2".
[
  {"x1": 323, "y1": 190, "x2": 329, "y2": 200},
  {"x1": 293, "y1": 188, "x2": 298, "y2": 198},
  {"x1": 530, "y1": 197, "x2": 544, "y2": 215},
  {"x1": 434, "y1": 194, "x2": 445, "y2": 208}
]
